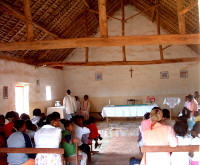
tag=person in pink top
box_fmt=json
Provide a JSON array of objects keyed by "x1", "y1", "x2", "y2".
[
  {"x1": 187, "y1": 94, "x2": 198, "y2": 117},
  {"x1": 141, "y1": 108, "x2": 178, "y2": 165}
]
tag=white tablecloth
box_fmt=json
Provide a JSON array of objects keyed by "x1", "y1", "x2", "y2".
[
  {"x1": 47, "y1": 106, "x2": 66, "y2": 119},
  {"x1": 101, "y1": 104, "x2": 158, "y2": 118}
]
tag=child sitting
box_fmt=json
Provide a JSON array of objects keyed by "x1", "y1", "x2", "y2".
[
  {"x1": 171, "y1": 121, "x2": 192, "y2": 165},
  {"x1": 191, "y1": 121, "x2": 200, "y2": 165},
  {"x1": 62, "y1": 120, "x2": 87, "y2": 165},
  {"x1": 87, "y1": 116, "x2": 103, "y2": 149}
]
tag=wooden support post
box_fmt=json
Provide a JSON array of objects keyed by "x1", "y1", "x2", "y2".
[
  {"x1": 156, "y1": 0, "x2": 164, "y2": 60},
  {"x1": 177, "y1": 0, "x2": 186, "y2": 34},
  {"x1": 170, "y1": 108, "x2": 172, "y2": 120},
  {"x1": 23, "y1": 0, "x2": 34, "y2": 41},
  {"x1": 106, "y1": 117, "x2": 109, "y2": 127},
  {"x1": 98, "y1": 0, "x2": 108, "y2": 37},
  {"x1": 121, "y1": 0, "x2": 126, "y2": 61},
  {"x1": 84, "y1": 10, "x2": 89, "y2": 63}
]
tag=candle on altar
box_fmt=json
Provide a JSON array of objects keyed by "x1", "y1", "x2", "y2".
[{"x1": 109, "y1": 100, "x2": 110, "y2": 106}]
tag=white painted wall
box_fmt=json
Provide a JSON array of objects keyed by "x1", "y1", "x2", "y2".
[
  {"x1": 64, "y1": 5, "x2": 200, "y2": 116},
  {"x1": 0, "y1": 60, "x2": 64, "y2": 116}
]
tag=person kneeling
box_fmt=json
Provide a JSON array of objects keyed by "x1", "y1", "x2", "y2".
[{"x1": 62, "y1": 120, "x2": 87, "y2": 165}]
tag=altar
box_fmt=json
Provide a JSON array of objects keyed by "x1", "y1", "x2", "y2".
[
  {"x1": 101, "y1": 104, "x2": 157, "y2": 126},
  {"x1": 47, "y1": 106, "x2": 66, "y2": 119}
]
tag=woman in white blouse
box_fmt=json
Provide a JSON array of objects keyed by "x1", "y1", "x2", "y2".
[{"x1": 34, "y1": 113, "x2": 62, "y2": 165}]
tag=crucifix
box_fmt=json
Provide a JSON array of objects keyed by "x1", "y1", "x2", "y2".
[{"x1": 129, "y1": 67, "x2": 134, "y2": 78}]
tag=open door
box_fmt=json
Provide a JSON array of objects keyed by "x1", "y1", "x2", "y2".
[{"x1": 15, "y1": 85, "x2": 29, "y2": 115}]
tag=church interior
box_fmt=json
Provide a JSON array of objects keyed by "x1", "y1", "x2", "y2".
[{"x1": 0, "y1": 0, "x2": 200, "y2": 165}]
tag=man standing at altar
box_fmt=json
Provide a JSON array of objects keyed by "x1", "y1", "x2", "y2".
[
  {"x1": 187, "y1": 94, "x2": 198, "y2": 117},
  {"x1": 63, "y1": 90, "x2": 77, "y2": 120},
  {"x1": 80, "y1": 95, "x2": 90, "y2": 120}
]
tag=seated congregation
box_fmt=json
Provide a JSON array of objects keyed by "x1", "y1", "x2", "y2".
[
  {"x1": 137, "y1": 93, "x2": 200, "y2": 165},
  {"x1": 0, "y1": 109, "x2": 102, "y2": 165},
  {"x1": 0, "y1": 92, "x2": 199, "y2": 165}
]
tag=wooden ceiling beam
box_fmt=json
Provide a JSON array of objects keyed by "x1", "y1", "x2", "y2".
[
  {"x1": 23, "y1": 0, "x2": 34, "y2": 41},
  {"x1": 0, "y1": 53, "x2": 34, "y2": 64},
  {"x1": 38, "y1": 57, "x2": 200, "y2": 67},
  {"x1": 121, "y1": 0, "x2": 126, "y2": 62},
  {"x1": 87, "y1": 8, "x2": 122, "y2": 21},
  {"x1": 0, "y1": 34, "x2": 199, "y2": 51},
  {"x1": 177, "y1": 0, "x2": 186, "y2": 34},
  {"x1": 156, "y1": 0, "x2": 163, "y2": 60},
  {"x1": 98, "y1": 0, "x2": 108, "y2": 37},
  {"x1": 0, "y1": 1, "x2": 58, "y2": 38},
  {"x1": 126, "y1": 5, "x2": 159, "y2": 21},
  {"x1": 179, "y1": 1, "x2": 198, "y2": 15}
]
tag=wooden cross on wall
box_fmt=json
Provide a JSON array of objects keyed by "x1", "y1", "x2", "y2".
[{"x1": 129, "y1": 67, "x2": 134, "y2": 78}]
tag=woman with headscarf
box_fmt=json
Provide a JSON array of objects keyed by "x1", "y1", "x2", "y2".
[{"x1": 140, "y1": 108, "x2": 178, "y2": 165}]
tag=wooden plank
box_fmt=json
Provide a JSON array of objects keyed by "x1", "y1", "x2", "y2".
[
  {"x1": 0, "y1": 148, "x2": 64, "y2": 154},
  {"x1": 0, "y1": 53, "x2": 34, "y2": 64},
  {"x1": 141, "y1": 145, "x2": 199, "y2": 152},
  {"x1": 0, "y1": 34, "x2": 199, "y2": 51},
  {"x1": 84, "y1": 10, "x2": 89, "y2": 62},
  {"x1": 121, "y1": 0, "x2": 126, "y2": 62},
  {"x1": 179, "y1": 1, "x2": 198, "y2": 15},
  {"x1": 177, "y1": 0, "x2": 186, "y2": 34},
  {"x1": 156, "y1": 0, "x2": 164, "y2": 60},
  {"x1": 98, "y1": 0, "x2": 108, "y2": 37},
  {"x1": 38, "y1": 57, "x2": 200, "y2": 67},
  {"x1": 23, "y1": 0, "x2": 34, "y2": 41},
  {"x1": 126, "y1": 5, "x2": 159, "y2": 21},
  {"x1": 37, "y1": 50, "x2": 50, "y2": 60},
  {"x1": 0, "y1": 1, "x2": 58, "y2": 38},
  {"x1": 162, "y1": 45, "x2": 172, "y2": 51}
]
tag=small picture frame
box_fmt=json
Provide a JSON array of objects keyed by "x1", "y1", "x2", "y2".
[
  {"x1": 95, "y1": 73, "x2": 103, "y2": 81},
  {"x1": 3, "y1": 86, "x2": 8, "y2": 99},
  {"x1": 180, "y1": 70, "x2": 188, "y2": 78},
  {"x1": 160, "y1": 71, "x2": 169, "y2": 79}
]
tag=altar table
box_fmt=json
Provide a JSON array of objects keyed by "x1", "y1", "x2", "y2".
[
  {"x1": 47, "y1": 106, "x2": 66, "y2": 119},
  {"x1": 101, "y1": 104, "x2": 158, "y2": 126}
]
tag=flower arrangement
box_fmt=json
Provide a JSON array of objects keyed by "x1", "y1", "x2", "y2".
[{"x1": 146, "y1": 96, "x2": 156, "y2": 104}]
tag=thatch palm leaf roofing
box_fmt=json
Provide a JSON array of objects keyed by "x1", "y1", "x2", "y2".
[{"x1": 0, "y1": 0, "x2": 199, "y2": 68}]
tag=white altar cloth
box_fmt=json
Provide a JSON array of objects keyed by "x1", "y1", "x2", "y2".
[
  {"x1": 101, "y1": 104, "x2": 158, "y2": 118},
  {"x1": 47, "y1": 106, "x2": 66, "y2": 119}
]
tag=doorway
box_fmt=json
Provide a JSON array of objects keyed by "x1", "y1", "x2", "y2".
[{"x1": 15, "y1": 85, "x2": 29, "y2": 115}]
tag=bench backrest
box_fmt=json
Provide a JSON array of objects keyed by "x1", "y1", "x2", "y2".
[{"x1": 141, "y1": 145, "x2": 200, "y2": 165}]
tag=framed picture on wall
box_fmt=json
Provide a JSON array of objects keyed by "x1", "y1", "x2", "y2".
[
  {"x1": 95, "y1": 73, "x2": 102, "y2": 81},
  {"x1": 160, "y1": 71, "x2": 169, "y2": 79},
  {"x1": 180, "y1": 70, "x2": 188, "y2": 78},
  {"x1": 3, "y1": 86, "x2": 8, "y2": 99}
]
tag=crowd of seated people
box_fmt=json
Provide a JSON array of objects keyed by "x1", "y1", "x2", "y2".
[
  {"x1": 0, "y1": 108, "x2": 102, "y2": 165},
  {"x1": 139, "y1": 101, "x2": 200, "y2": 165}
]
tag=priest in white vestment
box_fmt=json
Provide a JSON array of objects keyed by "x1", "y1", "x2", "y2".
[
  {"x1": 80, "y1": 95, "x2": 90, "y2": 120},
  {"x1": 63, "y1": 90, "x2": 77, "y2": 120}
]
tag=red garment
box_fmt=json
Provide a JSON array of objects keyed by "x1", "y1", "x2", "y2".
[
  {"x1": 87, "y1": 123, "x2": 100, "y2": 139},
  {"x1": 0, "y1": 134, "x2": 8, "y2": 165},
  {"x1": 3, "y1": 122, "x2": 14, "y2": 138}
]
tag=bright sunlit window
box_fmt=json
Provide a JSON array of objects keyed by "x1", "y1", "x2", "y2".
[{"x1": 46, "y1": 86, "x2": 51, "y2": 101}]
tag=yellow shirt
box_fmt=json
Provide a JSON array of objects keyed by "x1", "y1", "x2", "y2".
[{"x1": 195, "y1": 115, "x2": 200, "y2": 122}]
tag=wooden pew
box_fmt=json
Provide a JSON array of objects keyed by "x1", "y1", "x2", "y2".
[
  {"x1": 0, "y1": 148, "x2": 65, "y2": 165},
  {"x1": 141, "y1": 145, "x2": 200, "y2": 165},
  {"x1": 64, "y1": 138, "x2": 82, "y2": 165}
]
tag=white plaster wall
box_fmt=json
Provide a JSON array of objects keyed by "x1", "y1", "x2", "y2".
[
  {"x1": 64, "y1": 5, "x2": 200, "y2": 116},
  {"x1": 0, "y1": 60, "x2": 64, "y2": 116}
]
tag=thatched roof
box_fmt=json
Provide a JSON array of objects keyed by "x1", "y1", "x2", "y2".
[{"x1": 0, "y1": 0, "x2": 199, "y2": 68}]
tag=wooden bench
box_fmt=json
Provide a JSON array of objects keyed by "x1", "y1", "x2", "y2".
[
  {"x1": 141, "y1": 145, "x2": 200, "y2": 165},
  {"x1": 0, "y1": 148, "x2": 65, "y2": 165},
  {"x1": 64, "y1": 138, "x2": 82, "y2": 165}
]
